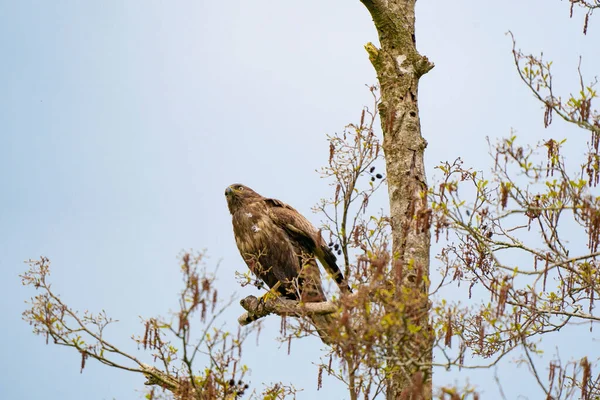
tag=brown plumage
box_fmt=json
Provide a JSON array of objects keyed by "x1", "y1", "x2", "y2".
[{"x1": 225, "y1": 183, "x2": 349, "y2": 343}]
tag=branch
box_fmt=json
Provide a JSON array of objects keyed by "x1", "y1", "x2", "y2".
[
  {"x1": 22, "y1": 255, "x2": 250, "y2": 399},
  {"x1": 237, "y1": 295, "x2": 342, "y2": 326},
  {"x1": 141, "y1": 363, "x2": 180, "y2": 392}
]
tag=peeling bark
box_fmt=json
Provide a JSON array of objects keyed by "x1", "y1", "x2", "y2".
[{"x1": 360, "y1": 0, "x2": 434, "y2": 398}]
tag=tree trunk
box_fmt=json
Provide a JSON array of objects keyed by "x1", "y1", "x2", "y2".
[{"x1": 360, "y1": 1, "x2": 434, "y2": 398}]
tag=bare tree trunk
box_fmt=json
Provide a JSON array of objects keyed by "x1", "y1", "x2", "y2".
[{"x1": 359, "y1": 1, "x2": 434, "y2": 398}]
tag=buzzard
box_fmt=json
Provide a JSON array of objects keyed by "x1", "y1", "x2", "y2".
[{"x1": 225, "y1": 183, "x2": 349, "y2": 342}]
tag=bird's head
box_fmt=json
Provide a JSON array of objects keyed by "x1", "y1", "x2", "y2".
[{"x1": 225, "y1": 183, "x2": 261, "y2": 214}]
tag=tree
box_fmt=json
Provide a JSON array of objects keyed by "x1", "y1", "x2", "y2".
[{"x1": 21, "y1": 1, "x2": 600, "y2": 399}]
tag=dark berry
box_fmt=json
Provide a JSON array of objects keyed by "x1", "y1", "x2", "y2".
[
  {"x1": 229, "y1": 379, "x2": 235, "y2": 386},
  {"x1": 334, "y1": 244, "x2": 339, "y2": 250},
  {"x1": 337, "y1": 250, "x2": 342, "y2": 255},
  {"x1": 369, "y1": 166, "x2": 375, "y2": 173},
  {"x1": 371, "y1": 177, "x2": 375, "y2": 181},
  {"x1": 328, "y1": 242, "x2": 333, "y2": 247},
  {"x1": 376, "y1": 173, "x2": 383, "y2": 179}
]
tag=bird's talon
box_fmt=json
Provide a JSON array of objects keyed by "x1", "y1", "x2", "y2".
[{"x1": 257, "y1": 281, "x2": 281, "y2": 308}]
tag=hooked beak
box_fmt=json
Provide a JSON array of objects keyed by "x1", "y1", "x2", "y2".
[{"x1": 225, "y1": 186, "x2": 233, "y2": 196}]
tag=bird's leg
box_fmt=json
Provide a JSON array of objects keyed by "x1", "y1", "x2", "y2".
[{"x1": 257, "y1": 281, "x2": 281, "y2": 308}]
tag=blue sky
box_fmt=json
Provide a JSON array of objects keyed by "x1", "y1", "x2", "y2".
[{"x1": 1, "y1": 1, "x2": 598, "y2": 399}]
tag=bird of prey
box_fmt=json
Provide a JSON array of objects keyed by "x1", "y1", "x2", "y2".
[{"x1": 225, "y1": 183, "x2": 349, "y2": 342}]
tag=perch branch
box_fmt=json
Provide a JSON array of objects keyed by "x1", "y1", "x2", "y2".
[
  {"x1": 141, "y1": 363, "x2": 180, "y2": 391},
  {"x1": 237, "y1": 295, "x2": 343, "y2": 326}
]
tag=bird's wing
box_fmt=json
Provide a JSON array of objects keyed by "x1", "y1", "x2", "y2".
[{"x1": 264, "y1": 198, "x2": 349, "y2": 292}]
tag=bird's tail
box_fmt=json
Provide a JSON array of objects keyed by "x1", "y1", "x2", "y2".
[{"x1": 310, "y1": 313, "x2": 336, "y2": 345}]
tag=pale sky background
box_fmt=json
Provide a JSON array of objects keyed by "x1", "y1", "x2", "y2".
[{"x1": 1, "y1": 1, "x2": 598, "y2": 399}]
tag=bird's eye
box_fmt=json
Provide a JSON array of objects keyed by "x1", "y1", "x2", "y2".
[{"x1": 238, "y1": 186, "x2": 244, "y2": 191}]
